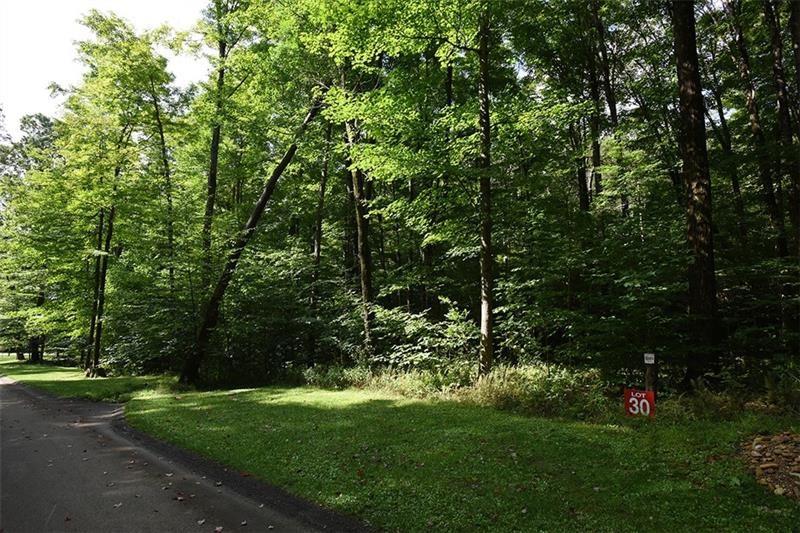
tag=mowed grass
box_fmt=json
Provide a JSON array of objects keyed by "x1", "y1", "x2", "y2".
[
  {"x1": 2, "y1": 357, "x2": 799, "y2": 531},
  {"x1": 0, "y1": 358, "x2": 172, "y2": 402}
]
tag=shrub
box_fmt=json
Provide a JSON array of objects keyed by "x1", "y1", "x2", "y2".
[{"x1": 457, "y1": 364, "x2": 608, "y2": 418}]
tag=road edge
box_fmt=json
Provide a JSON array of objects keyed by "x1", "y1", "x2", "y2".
[{"x1": 0, "y1": 373, "x2": 372, "y2": 533}]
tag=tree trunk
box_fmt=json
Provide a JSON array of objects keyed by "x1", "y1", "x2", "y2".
[
  {"x1": 705, "y1": 82, "x2": 747, "y2": 240},
  {"x1": 589, "y1": 43, "x2": 603, "y2": 195},
  {"x1": 86, "y1": 208, "x2": 105, "y2": 369},
  {"x1": 311, "y1": 122, "x2": 332, "y2": 310},
  {"x1": 763, "y1": 0, "x2": 800, "y2": 253},
  {"x1": 308, "y1": 124, "x2": 332, "y2": 361},
  {"x1": 149, "y1": 79, "x2": 176, "y2": 294},
  {"x1": 478, "y1": 7, "x2": 494, "y2": 375},
  {"x1": 591, "y1": 0, "x2": 618, "y2": 126},
  {"x1": 672, "y1": 0, "x2": 719, "y2": 381},
  {"x1": 345, "y1": 122, "x2": 374, "y2": 352},
  {"x1": 343, "y1": 165, "x2": 359, "y2": 284},
  {"x1": 790, "y1": 0, "x2": 800, "y2": 108},
  {"x1": 180, "y1": 106, "x2": 319, "y2": 385},
  {"x1": 568, "y1": 122, "x2": 590, "y2": 211},
  {"x1": 91, "y1": 205, "x2": 116, "y2": 369},
  {"x1": 28, "y1": 337, "x2": 40, "y2": 363},
  {"x1": 723, "y1": 0, "x2": 787, "y2": 255},
  {"x1": 29, "y1": 288, "x2": 44, "y2": 362},
  {"x1": 201, "y1": 38, "x2": 228, "y2": 290}
]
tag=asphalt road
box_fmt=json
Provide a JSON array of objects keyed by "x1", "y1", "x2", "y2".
[{"x1": 0, "y1": 376, "x2": 366, "y2": 533}]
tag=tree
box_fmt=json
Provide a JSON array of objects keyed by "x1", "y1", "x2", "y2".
[
  {"x1": 672, "y1": 0, "x2": 718, "y2": 380},
  {"x1": 721, "y1": 0, "x2": 787, "y2": 255},
  {"x1": 477, "y1": 4, "x2": 494, "y2": 375},
  {"x1": 180, "y1": 104, "x2": 319, "y2": 384},
  {"x1": 762, "y1": 0, "x2": 800, "y2": 252}
]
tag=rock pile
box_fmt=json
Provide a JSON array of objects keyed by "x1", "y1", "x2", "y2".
[{"x1": 743, "y1": 432, "x2": 800, "y2": 501}]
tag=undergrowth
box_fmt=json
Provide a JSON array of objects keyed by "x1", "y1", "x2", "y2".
[{"x1": 303, "y1": 361, "x2": 800, "y2": 422}]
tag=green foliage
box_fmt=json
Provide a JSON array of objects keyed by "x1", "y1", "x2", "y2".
[{"x1": 0, "y1": 0, "x2": 797, "y2": 394}]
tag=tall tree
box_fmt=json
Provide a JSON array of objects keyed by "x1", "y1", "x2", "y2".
[
  {"x1": 477, "y1": 5, "x2": 494, "y2": 375},
  {"x1": 722, "y1": 0, "x2": 787, "y2": 255},
  {"x1": 345, "y1": 121, "x2": 375, "y2": 352},
  {"x1": 201, "y1": 0, "x2": 247, "y2": 289},
  {"x1": 789, "y1": 0, "x2": 800, "y2": 113},
  {"x1": 763, "y1": 0, "x2": 800, "y2": 252},
  {"x1": 672, "y1": 0, "x2": 718, "y2": 380}
]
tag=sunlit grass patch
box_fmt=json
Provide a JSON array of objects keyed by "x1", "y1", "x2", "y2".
[{"x1": 0, "y1": 358, "x2": 174, "y2": 402}]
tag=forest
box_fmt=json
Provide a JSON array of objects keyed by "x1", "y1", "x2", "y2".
[{"x1": 0, "y1": 0, "x2": 799, "y2": 402}]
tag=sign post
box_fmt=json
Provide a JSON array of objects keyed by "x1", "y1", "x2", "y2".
[
  {"x1": 644, "y1": 352, "x2": 657, "y2": 392},
  {"x1": 623, "y1": 353, "x2": 657, "y2": 418}
]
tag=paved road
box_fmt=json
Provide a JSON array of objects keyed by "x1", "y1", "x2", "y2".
[{"x1": 0, "y1": 377, "x2": 366, "y2": 533}]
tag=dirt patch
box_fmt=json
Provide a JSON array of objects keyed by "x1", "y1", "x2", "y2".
[{"x1": 743, "y1": 432, "x2": 800, "y2": 500}]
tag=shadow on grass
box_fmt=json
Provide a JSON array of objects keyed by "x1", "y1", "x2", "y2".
[{"x1": 125, "y1": 387, "x2": 800, "y2": 532}]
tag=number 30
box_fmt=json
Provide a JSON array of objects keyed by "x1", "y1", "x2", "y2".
[{"x1": 628, "y1": 396, "x2": 651, "y2": 416}]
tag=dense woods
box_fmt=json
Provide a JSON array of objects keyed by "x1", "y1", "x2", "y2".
[{"x1": 1, "y1": 0, "x2": 799, "y2": 394}]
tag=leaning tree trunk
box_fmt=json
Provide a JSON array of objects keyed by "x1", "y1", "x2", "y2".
[
  {"x1": 672, "y1": 0, "x2": 719, "y2": 382},
  {"x1": 723, "y1": 0, "x2": 787, "y2": 255},
  {"x1": 477, "y1": 7, "x2": 494, "y2": 376},
  {"x1": 180, "y1": 105, "x2": 319, "y2": 385},
  {"x1": 763, "y1": 0, "x2": 800, "y2": 254}
]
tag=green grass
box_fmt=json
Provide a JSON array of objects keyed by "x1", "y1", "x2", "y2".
[
  {"x1": 0, "y1": 358, "x2": 173, "y2": 402},
  {"x1": 2, "y1": 356, "x2": 798, "y2": 531}
]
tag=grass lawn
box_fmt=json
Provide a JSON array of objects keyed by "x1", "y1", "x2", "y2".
[
  {"x1": 0, "y1": 358, "x2": 172, "y2": 402},
  {"x1": 2, "y1": 357, "x2": 798, "y2": 531}
]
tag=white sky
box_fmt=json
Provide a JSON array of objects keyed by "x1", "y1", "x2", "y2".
[{"x1": 0, "y1": 0, "x2": 209, "y2": 140}]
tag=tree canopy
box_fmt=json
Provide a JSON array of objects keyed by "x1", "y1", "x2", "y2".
[{"x1": 1, "y1": 0, "x2": 798, "y2": 391}]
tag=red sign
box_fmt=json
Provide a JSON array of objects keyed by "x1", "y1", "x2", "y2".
[{"x1": 624, "y1": 388, "x2": 655, "y2": 417}]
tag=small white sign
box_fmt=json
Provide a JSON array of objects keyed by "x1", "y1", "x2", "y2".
[{"x1": 644, "y1": 353, "x2": 655, "y2": 365}]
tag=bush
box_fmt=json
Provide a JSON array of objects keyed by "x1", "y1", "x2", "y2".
[{"x1": 457, "y1": 364, "x2": 608, "y2": 418}]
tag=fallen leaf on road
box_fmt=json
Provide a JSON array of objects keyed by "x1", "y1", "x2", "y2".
[
  {"x1": 113, "y1": 503, "x2": 122, "y2": 509},
  {"x1": 241, "y1": 520, "x2": 247, "y2": 526},
  {"x1": 197, "y1": 519, "x2": 206, "y2": 525},
  {"x1": 215, "y1": 527, "x2": 223, "y2": 532}
]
